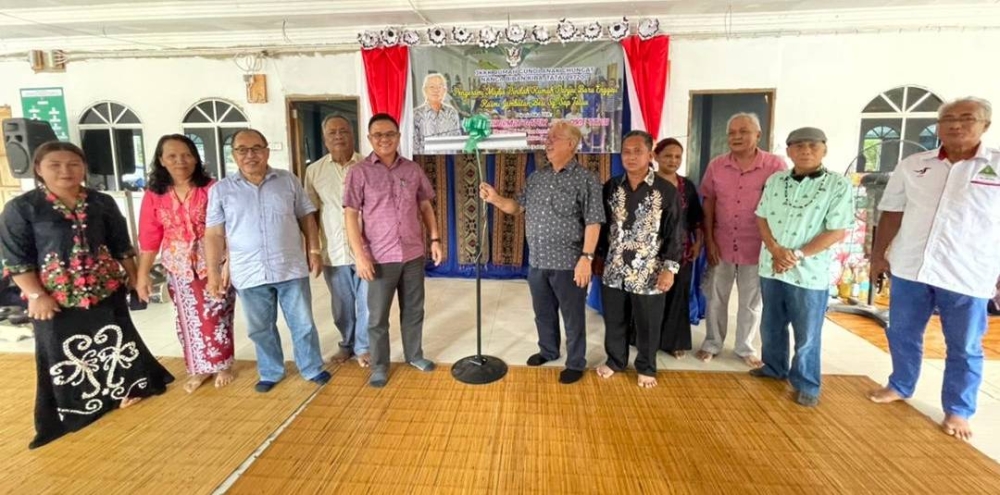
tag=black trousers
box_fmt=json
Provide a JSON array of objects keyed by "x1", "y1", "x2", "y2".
[
  {"x1": 527, "y1": 268, "x2": 588, "y2": 371},
  {"x1": 602, "y1": 285, "x2": 666, "y2": 377}
]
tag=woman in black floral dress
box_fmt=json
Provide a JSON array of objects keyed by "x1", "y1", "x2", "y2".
[{"x1": 0, "y1": 142, "x2": 173, "y2": 449}]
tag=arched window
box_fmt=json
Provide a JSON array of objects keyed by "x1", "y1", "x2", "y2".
[
  {"x1": 857, "y1": 86, "x2": 942, "y2": 173},
  {"x1": 78, "y1": 102, "x2": 145, "y2": 191},
  {"x1": 182, "y1": 99, "x2": 249, "y2": 178}
]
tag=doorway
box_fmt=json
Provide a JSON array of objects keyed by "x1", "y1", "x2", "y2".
[
  {"x1": 686, "y1": 89, "x2": 776, "y2": 182},
  {"x1": 286, "y1": 97, "x2": 359, "y2": 178}
]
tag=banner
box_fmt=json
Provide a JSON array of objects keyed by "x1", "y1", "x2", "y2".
[{"x1": 410, "y1": 42, "x2": 624, "y2": 154}]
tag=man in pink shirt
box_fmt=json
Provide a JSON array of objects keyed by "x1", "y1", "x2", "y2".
[
  {"x1": 344, "y1": 113, "x2": 445, "y2": 388},
  {"x1": 697, "y1": 113, "x2": 787, "y2": 367}
]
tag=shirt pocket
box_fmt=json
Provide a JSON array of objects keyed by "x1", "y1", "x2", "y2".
[{"x1": 265, "y1": 198, "x2": 295, "y2": 221}]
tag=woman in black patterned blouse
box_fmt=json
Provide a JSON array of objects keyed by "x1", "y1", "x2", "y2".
[
  {"x1": 654, "y1": 138, "x2": 705, "y2": 358},
  {"x1": 0, "y1": 142, "x2": 173, "y2": 449}
]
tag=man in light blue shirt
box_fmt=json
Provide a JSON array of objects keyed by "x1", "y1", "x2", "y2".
[
  {"x1": 205, "y1": 128, "x2": 330, "y2": 393},
  {"x1": 751, "y1": 127, "x2": 853, "y2": 407}
]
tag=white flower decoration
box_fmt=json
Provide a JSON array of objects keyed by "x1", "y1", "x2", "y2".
[
  {"x1": 556, "y1": 18, "x2": 577, "y2": 43},
  {"x1": 505, "y1": 25, "x2": 526, "y2": 45},
  {"x1": 608, "y1": 17, "x2": 630, "y2": 41},
  {"x1": 452, "y1": 26, "x2": 473, "y2": 44},
  {"x1": 532, "y1": 25, "x2": 552, "y2": 45},
  {"x1": 427, "y1": 26, "x2": 447, "y2": 46},
  {"x1": 638, "y1": 18, "x2": 660, "y2": 40},
  {"x1": 380, "y1": 27, "x2": 400, "y2": 47},
  {"x1": 358, "y1": 30, "x2": 380, "y2": 50},
  {"x1": 401, "y1": 29, "x2": 420, "y2": 46},
  {"x1": 582, "y1": 21, "x2": 602, "y2": 41},
  {"x1": 478, "y1": 26, "x2": 500, "y2": 48}
]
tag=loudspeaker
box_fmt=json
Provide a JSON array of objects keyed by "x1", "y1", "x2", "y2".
[{"x1": 2, "y1": 118, "x2": 58, "y2": 179}]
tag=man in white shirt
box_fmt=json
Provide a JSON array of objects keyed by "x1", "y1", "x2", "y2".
[
  {"x1": 304, "y1": 115, "x2": 369, "y2": 366},
  {"x1": 868, "y1": 97, "x2": 998, "y2": 441}
]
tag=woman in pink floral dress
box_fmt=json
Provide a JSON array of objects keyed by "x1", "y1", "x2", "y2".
[
  {"x1": 137, "y1": 134, "x2": 236, "y2": 393},
  {"x1": 0, "y1": 142, "x2": 173, "y2": 449}
]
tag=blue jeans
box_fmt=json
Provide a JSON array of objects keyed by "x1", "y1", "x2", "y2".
[
  {"x1": 237, "y1": 277, "x2": 325, "y2": 383},
  {"x1": 323, "y1": 265, "x2": 369, "y2": 355},
  {"x1": 887, "y1": 276, "x2": 988, "y2": 419},
  {"x1": 758, "y1": 277, "x2": 829, "y2": 398}
]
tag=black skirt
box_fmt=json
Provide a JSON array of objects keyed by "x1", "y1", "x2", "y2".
[
  {"x1": 29, "y1": 289, "x2": 174, "y2": 449},
  {"x1": 659, "y1": 262, "x2": 694, "y2": 352}
]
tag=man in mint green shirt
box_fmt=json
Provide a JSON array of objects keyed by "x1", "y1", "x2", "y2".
[{"x1": 750, "y1": 127, "x2": 854, "y2": 407}]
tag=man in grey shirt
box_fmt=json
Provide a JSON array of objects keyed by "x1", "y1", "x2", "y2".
[
  {"x1": 206, "y1": 129, "x2": 330, "y2": 393},
  {"x1": 480, "y1": 120, "x2": 605, "y2": 384}
]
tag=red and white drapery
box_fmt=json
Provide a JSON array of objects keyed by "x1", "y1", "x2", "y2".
[
  {"x1": 621, "y1": 34, "x2": 671, "y2": 141},
  {"x1": 360, "y1": 34, "x2": 672, "y2": 154}
]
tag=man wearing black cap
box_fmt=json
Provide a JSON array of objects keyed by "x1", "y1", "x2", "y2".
[{"x1": 749, "y1": 127, "x2": 854, "y2": 407}]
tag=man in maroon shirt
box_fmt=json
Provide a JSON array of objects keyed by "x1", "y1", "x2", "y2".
[{"x1": 344, "y1": 113, "x2": 444, "y2": 388}]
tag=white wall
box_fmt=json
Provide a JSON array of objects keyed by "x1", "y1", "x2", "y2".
[
  {"x1": 666, "y1": 31, "x2": 1000, "y2": 173},
  {"x1": 0, "y1": 51, "x2": 361, "y2": 188},
  {"x1": 1, "y1": 30, "x2": 999, "y2": 185}
]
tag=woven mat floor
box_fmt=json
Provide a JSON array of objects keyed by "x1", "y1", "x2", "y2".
[
  {"x1": 827, "y1": 312, "x2": 1000, "y2": 360},
  {"x1": 227, "y1": 364, "x2": 1000, "y2": 495},
  {"x1": 0, "y1": 354, "x2": 318, "y2": 494}
]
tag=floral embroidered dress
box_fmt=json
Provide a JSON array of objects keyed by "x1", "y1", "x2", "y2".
[
  {"x1": 138, "y1": 182, "x2": 235, "y2": 376},
  {"x1": 0, "y1": 187, "x2": 174, "y2": 449}
]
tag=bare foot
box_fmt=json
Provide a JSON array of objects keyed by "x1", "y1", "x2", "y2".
[
  {"x1": 214, "y1": 369, "x2": 236, "y2": 389},
  {"x1": 695, "y1": 350, "x2": 715, "y2": 362},
  {"x1": 357, "y1": 353, "x2": 371, "y2": 368},
  {"x1": 742, "y1": 355, "x2": 764, "y2": 369},
  {"x1": 595, "y1": 364, "x2": 615, "y2": 379},
  {"x1": 183, "y1": 374, "x2": 211, "y2": 394},
  {"x1": 867, "y1": 386, "x2": 905, "y2": 404},
  {"x1": 638, "y1": 374, "x2": 658, "y2": 389},
  {"x1": 942, "y1": 414, "x2": 973, "y2": 441},
  {"x1": 329, "y1": 348, "x2": 353, "y2": 364},
  {"x1": 120, "y1": 396, "x2": 142, "y2": 409},
  {"x1": 670, "y1": 351, "x2": 686, "y2": 359}
]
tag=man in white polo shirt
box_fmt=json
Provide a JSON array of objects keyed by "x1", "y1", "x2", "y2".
[{"x1": 868, "y1": 96, "x2": 998, "y2": 441}]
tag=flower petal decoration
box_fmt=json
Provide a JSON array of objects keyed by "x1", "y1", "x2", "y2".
[
  {"x1": 358, "y1": 30, "x2": 381, "y2": 49},
  {"x1": 505, "y1": 24, "x2": 526, "y2": 44},
  {"x1": 381, "y1": 27, "x2": 400, "y2": 47},
  {"x1": 582, "y1": 21, "x2": 602, "y2": 41},
  {"x1": 608, "y1": 17, "x2": 630, "y2": 41},
  {"x1": 532, "y1": 25, "x2": 552, "y2": 45},
  {"x1": 401, "y1": 29, "x2": 420, "y2": 46},
  {"x1": 638, "y1": 18, "x2": 660, "y2": 40},
  {"x1": 556, "y1": 18, "x2": 577, "y2": 43},
  {"x1": 453, "y1": 26, "x2": 473, "y2": 44},
  {"x1": 478, "y1": 26, "x2": 501, "y2": 48},
  {"x1": 428, "y1": 26, "x2": 448, "y2": 46}
]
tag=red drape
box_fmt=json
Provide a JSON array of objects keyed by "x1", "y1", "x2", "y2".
[
  {"x1": 361, "y1": 46, "x2": 409, "y2": 122},
  {"x1": 621, "y1": 35, "x2": 670, "y2": 139}
]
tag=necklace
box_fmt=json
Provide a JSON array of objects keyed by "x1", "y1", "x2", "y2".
[{"x1": 781, "y1": 172, "x2": 828, "y2": 209}]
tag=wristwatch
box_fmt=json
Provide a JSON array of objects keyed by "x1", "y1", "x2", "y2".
[
  {"x1": 664, "y1": 261, "x2": 680, "y2": 274},
  {"x1": 581, "y1": 252, "x2": 595, "y2": 261},
  {"x1": 794, "y1": 249, "x2": 805, "y2": 260}
]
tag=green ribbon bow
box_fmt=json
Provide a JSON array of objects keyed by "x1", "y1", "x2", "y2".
[{"x1": 462, "y1": 114, "x2": 493, "y2": 153}]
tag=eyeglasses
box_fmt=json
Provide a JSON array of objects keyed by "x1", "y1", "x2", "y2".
[
  {"x1": 370, "y1": 132, "x2": 400, "y2": 141},
  {"x1": 938, "y1": 116, "x2": 987, "y2": 126},
  {"x1": 789, "y1": 142, "x2": 825, "y2": 151},
  {"x1": 326, "y1": 130, "x2": 352, "y2": 137},
  {"x1": 234, "y1": 146, "x2": 268, "y2": 157}
]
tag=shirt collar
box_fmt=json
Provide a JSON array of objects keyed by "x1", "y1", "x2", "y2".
[
  {"x1": 551, "y1": 159, "x2": 580, "y2": 173},
  {"x1": 327, "y1": 152, "x2": 362, "y2": 167},
  {"x1": 724, "y1": 148, "x2": 764, "y2": 171},
  {"x1": 233, "y1": 166, "x2": 277, "y2": 182},
  {"x1": 367, "y1": 151, "x2": 404, "y2": 169},
  {"x1": 934, "y1": 143, "x2": 985, "y2": 163},
  {"x1": 617, "y1": 167, "x2": 656, "y2": 188},
  {"x1": 790, "y1": 167, "x2": 826, "y2": 182}
]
